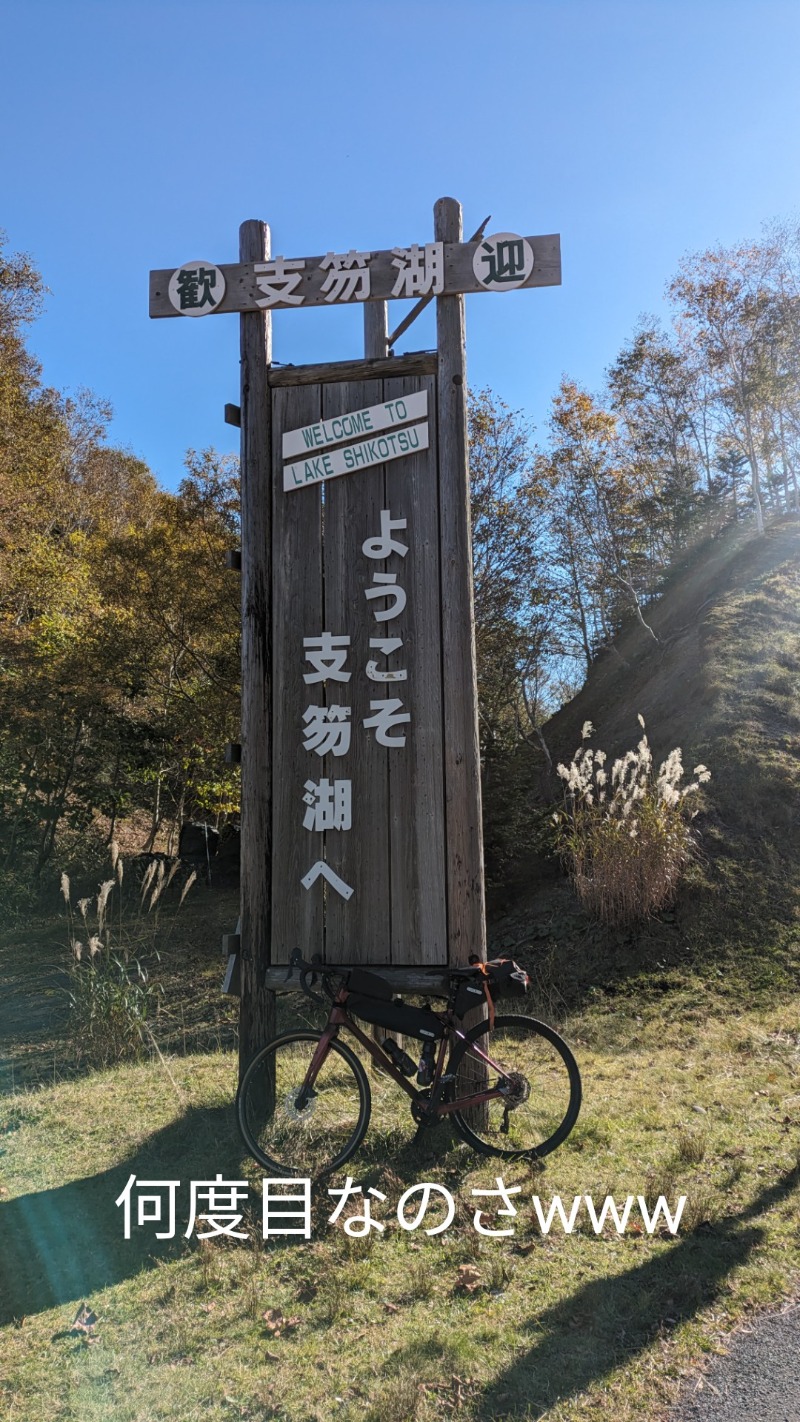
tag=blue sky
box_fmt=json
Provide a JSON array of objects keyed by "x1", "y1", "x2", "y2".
[{"x1": 2, "y1": 0, "x2": 798, "y2": 489}]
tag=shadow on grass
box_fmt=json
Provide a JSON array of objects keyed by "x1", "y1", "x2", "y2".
[
  {"x1": 0, "y1": 1100, "x2": 473, "y2": 1329},
  {"x1": 467, "y1": 1164, "x2": 800, "y2": 1420},
  {"x1": 0, "y1": 1103, "x2": 245, "y2": 1327}
]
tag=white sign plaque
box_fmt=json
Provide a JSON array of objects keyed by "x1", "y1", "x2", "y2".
[
  {"x1": 167, "y1": 261, "x2": 226, "y2": 315},
  {"x1": 472, "y1": 232, "x2": 534, "y2": 290},
  {"x1": 283, "y1": 422, "x2": 429, "y2": 492},
  {"x1": 283, "y1": 391, "x2": 428, "y2": 459}
]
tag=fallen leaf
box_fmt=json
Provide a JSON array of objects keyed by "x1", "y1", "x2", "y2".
[
  {"x1": 262, "y1": 1309, "x2": 301, "y2": 1337},
  {"x1": 70, "y1": 1304, "x2": 98, "y2": 1335},
  {"x1": 455, "y1": 1265, "x2": 482, "y2": 1293}
]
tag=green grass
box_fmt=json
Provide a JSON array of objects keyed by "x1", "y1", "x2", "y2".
[
  {"x1": 2, "y1": 971, "x2": 799, "y2": 1421},
  {"x1": 2, "y1": 522, "x2": 799, "y2": 1419}
]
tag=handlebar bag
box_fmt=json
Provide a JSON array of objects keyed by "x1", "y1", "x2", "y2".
[
  {"x1": 453, "y1": 959, "x2": 530, "y2": 1017},
  {"x1": 346, "y1": 992, "x2": 444, "y2": 1040},
  {"x1": 487, "y1": 958, "x2": 530, "y2": 998}
]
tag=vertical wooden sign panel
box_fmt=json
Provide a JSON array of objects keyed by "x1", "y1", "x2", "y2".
[
  {"x1": 270, "y1": 383, "x2": 324, "y2": 965},
  {"x1": 265, "y1": 201, "x2": 483, "y2": 969},
  {"x1": 322, "y1": 377, "x2": 391, "y2": 965},
  {"x1": 270, "y1": 366, "x2": 449, "y2": 965}
]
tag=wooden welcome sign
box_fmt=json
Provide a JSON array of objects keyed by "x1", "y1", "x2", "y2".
[
  {"x1": 271, "y1": 361, "x2": 446, "y2": 970},
  {"x1": 149, "y1": 199, "x2": 561, "y2": 1068}
]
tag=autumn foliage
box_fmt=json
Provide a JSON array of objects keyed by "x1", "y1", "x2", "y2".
[{"x1": 1, "y1": 217, "x2": 798, "y2": 899}]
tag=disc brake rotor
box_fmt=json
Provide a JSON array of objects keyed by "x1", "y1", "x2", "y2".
[{"x1": 281, "y1": 1090, "x2": 317, "y2": 1123}]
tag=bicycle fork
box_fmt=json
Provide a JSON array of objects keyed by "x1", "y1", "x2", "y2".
[{"x1": 295, "y1": 1024, "x2": 339, "y2": 1111}]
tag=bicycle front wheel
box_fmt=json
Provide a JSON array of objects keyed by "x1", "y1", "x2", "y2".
[
  {"x1": 236, "y1": 1031, "x2": 371, "y2": 1177},
  {"x1": 450, "y1": 1014, "x2": 581, "y2": 1160}
]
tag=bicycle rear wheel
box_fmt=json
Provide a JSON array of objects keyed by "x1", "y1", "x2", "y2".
[
  {"x1": 236, "y1": 1031, "x2": 371, "y2": 1177},
  {"x1": 449, "y1": 1014, "x2": 581, "y2": 1160}
]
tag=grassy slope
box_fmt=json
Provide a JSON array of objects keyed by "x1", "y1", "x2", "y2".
[
  {"x1": 1, "y1": 520, "x2": 800, "y2": 1421},
  {"x1": 491, "y1": 519, "x2": 800, "y2": 1011}
]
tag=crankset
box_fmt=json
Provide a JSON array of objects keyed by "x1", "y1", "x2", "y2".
[{"x1": 411, "y1": 1088, "x2": 434, "y2": 1126}]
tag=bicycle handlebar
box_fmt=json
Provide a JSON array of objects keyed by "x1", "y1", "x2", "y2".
[
  {"x1": 287, "y1": 949, "x2": 344, "y2": 1005},
  {"x1": 285, "y1": 950, "x2": 488, "y2": 1005}
]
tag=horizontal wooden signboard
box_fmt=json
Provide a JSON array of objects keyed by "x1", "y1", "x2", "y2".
[{"x1": 149, "y1": 233, "x2": 561, "y2": 318}]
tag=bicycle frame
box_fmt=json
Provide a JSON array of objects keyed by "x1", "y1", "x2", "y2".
[{"x1": 297, "y1": 993, "x2": 510, "y2": 1117}]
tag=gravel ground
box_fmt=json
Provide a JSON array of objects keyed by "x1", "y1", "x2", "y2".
[{"x1": 672, "y1": 1304, "x2": 800, "y2": 1422}]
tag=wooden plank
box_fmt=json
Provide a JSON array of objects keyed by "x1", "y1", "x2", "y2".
[
  {"x1": 384, "y1": 372, "x2": 448, "y2": 965},
  {"x1": 269, "y1": 351, "x2": 436, "y2": 388},
  {"x1": 148, "y1": 234, "x2": 562, "y2": 316},
  {"x1": 270, "y1": 383, "x2": 325, "y2": 965},
  {"x1": 238, "y1": 219, "x2": 275, "y2": 1076},
  {"x1": 434, "y1": 197, "x2": 487, "y2": 968},
  {"x1": 321, "y1": 377, "x2": 391, "y2": 964},
  {"x1": 262, "y1": 965, "x2": 453, "y2": 996}
]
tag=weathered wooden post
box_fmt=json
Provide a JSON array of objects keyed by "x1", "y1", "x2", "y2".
[
  {"x1": 434, "y1": 200, "x2": 486, "y2": 1113},
  {"x1": 363, "y1": 301, "x2": 389, "y2": 362},
  {"x1": 238, "y1": 219, "x2": 275, "y2": 1074},
  {"x1": 434, "y1": 197, "x2": 486, "y2": 969}
]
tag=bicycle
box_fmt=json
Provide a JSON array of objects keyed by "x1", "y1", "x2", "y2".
[{"x1": 236, "y1": 950, "x2": 582, "y2": 1177}]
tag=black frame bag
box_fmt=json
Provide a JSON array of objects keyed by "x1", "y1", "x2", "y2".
[{"x1": 346, "y1": 992, "x2": 444, "y2": 1041}]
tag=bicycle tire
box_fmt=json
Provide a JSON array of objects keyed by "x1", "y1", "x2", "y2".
[
  {"x1": 236, "y1": 1030, "x2": 371, "y2": 1178},
  {"x1": 449, "y1": 1014, "x2": 581, "y2": 1160}
]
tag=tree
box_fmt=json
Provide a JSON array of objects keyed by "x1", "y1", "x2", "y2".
[
  {"x1": 668, "y1": 239, "x2": 785, "y2": 535},
  {"x1": 543, "y1": 380, "x2": 660, "y2": 658},
  {"x1": 608, "y1": 322, "x2": 708, "y2": 557},
  {"x1": 468, "y1": 389, "x2": 554, "y2": 749}
]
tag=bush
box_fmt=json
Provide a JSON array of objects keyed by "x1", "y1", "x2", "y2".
[
  {"x1": 67, "y1": 947, "x2": 158, "y2": 1068},
  {"x1": 60, "y1": 843, "x2": 195, "y2": 1068},
  {"x1": 553, "y1": 717, "x2": 710, "y2": 926}
]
